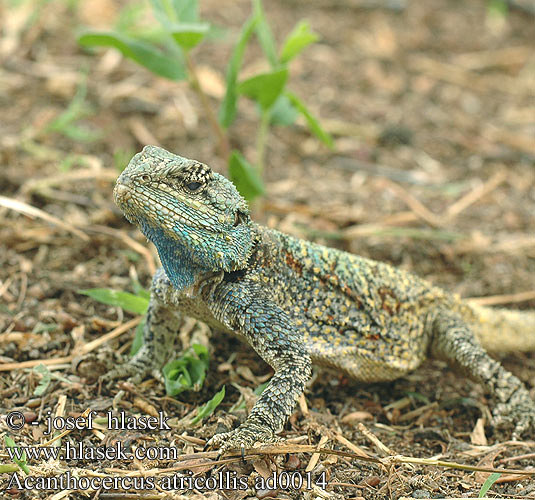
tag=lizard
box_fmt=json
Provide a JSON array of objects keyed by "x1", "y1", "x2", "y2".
[{"x1": 106, "y1": 145, "x2": 535, "y2": 454}]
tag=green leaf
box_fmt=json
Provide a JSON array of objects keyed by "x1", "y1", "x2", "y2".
[
  {"x1": 58, "y1": 155, "x2": 80, "y2": 172},
  {"x1": 163, "y1": 344, "x2": 209, "y2": 396},
  {"x1": 228, "y1": 151, "x2": 265, "y2": 201},
  {"x1": 78, "y1": 31, "x2": 186, "y2": 80},
  {"x1": 404, "y1": 391, "x2": 431, "y2": 404},
  {"x1": 78, "y1": 289, "x2": 149, "y2": 314},
  {"x1": 63, "y1": 125, "x2": 101, "y2": 143},
  {"x1": 280, "y1": 20, "x2": 318, "y2": 64},
  {"x1": 5, "y1": 436, "x2": 30, "y2": 475},
  {"x1": 219, "y1": 15, "x2": 258, "y2": 127},
  {"x1": 148, "y1": 0, "x2": 176, "y2": 25},
  {"x1": 170, "y1": 22, "x2": 209, "y2": 49},
  {"x1": 254, "y1": 381, "x2": 269, "y2": 395},
  {"x1": 238, "y1": 68, "x2": 288, "y2": 111},
  {"x1": 285, "y1": 91, "x2": 334, "y2": 148},
  {"x1": 191, "y1": 386, "x2": 225, "y2": 424},
  {"x1": 33, "y1": 364, "x2": 52, "y2": 397},
  {"x1": 252, "y1": 0, "x2": 278, "y2": 67},
  {"x1": 130, "y1": 278, "x2": 150, "y2": 299},
  {"x1": 32, "y1": 322, "x2": 57, "y2": 334},
  {"x1": 130, "y1": 317, "x2": 146, "y2": 356},
  {"x1": 114, "y1": 2, "x2": 146, "y2": 33},
  {"x1": 479, "y1": 472, "x2": 501, "y2": 497},
  {"x1": 47, "y1": 74, "x2": 100, "y2": 143},
  {"x1": 270, "y1": 94, "x2": 298, "y2": 126},
  {"x1": 487, "y1": 0, "x2": 508, "y2": 18},
  {"x1": 172, "y1": 0, "x2": 199, "y2": 22}
]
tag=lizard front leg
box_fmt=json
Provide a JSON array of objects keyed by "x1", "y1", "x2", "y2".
[
  {"x1": 430, "y1": 309, "x2": 535, "y2": 439},
  {"x1": 102, "y1": 269, "x2": 180, "y2": 384},
  {"x1": 205, "y1": 278, "x2": 312, "y2": 454}
]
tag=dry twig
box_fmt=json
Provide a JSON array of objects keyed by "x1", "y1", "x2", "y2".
[
  {"x1": 467, "y1": 290, "x2": 535, "y2": 306},
  {"x1": 0, "y1": 316, "x2": 142, "y2": 372},
  {"x1": 0, "y1": 195, "x2": 89, "y2": 241}
]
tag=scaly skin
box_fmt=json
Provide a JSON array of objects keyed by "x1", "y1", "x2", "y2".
[{"x1": 106, "y1": 145, "x2": 535, "y2": 453}]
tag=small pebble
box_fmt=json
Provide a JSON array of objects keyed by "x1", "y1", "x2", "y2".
[
  {"x1": 360, "y1": 475, "x2": 381, "y2": 487},
  {"x1": 256, "y1": 488, "x2": 279, "y2": 499},
  {"x1": 285, "y1": 454, "x2": 301, "y2": 469},
  {"x1": 23, "y1": 412, "x2": 38, "y2": 424},
  {"x1": 412, "y1": 488, "x2": 431, "y2": 498}
]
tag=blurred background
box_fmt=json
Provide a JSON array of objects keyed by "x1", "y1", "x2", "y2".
[{"x1": 1, "y1": 0, "x2": 534, "y2": 295}]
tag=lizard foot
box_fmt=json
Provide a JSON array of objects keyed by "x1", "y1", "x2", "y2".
[
  {"x1": 492, "y1": 389, "x2": 535, "y2": 440},
  {"x1": 205, "y1": 422, "x2": 281, "y2": 456},
  {"x1": 100, "y1": 347, "x2": 163, "y2": 386}
]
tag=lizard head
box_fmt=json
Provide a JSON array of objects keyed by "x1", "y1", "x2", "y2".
[{"x1": 114, "y1": 145, "x2": 254, "y2": 289}]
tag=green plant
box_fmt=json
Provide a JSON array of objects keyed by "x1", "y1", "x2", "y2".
[
  {"x1": 78, "y1": 0, "x2": 333, "y2": 201},
  {"x1": 79, "y1": 286, "x2": 149, "y2": 354},
  {"x1": 31, "y1": 364, "x2": 71, "y2": 396},
  {"x1": 162, "y1": 344, "x2": 209, "y2": 396},
  {"x1": 47, "y1": 73, "x2": 101, "y2": 146},
  {"x1": 190, "y1": 385, "x2": 225, "y2": 424},
  {"x1": 78, "y1": 287, "x2": 150, "y2": 314},
  {"x1": 222, "y1": 0, "x2": 334, "y2": 183},
  {"x1": 113, "y1": 148, "x2": 137, "y2": 172},
  {"x1": 478, "y1": 472, "x2": 501, "y2": 497},
  {"x1": 78, "y1": 286, "x2": 212, "y2": 394},
  {"x1": 4, "y1": 436, "x2": 30, "y2": 475},
  {"x1": 487, "y1": 0, "x2": 508, "y2": 18}
]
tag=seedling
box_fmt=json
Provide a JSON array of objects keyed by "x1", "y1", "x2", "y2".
[{"x1": 78, "y1": 0, "x2": 333, "y2": 200}]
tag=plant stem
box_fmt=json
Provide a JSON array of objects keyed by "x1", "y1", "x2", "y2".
[
  {"x1": 185, "y1": 53, "x2": 230, "y2": 161},
  {"x1": 0, "y1": 464, "x2": 20, "y2": 473},
  {"x1": 256, "y1": 110, "x2": 270, "y2": 175}
]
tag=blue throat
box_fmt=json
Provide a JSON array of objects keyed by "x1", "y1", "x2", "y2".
[{"x1": 139, "y1": 220, "x2": 207, "y2": 290}]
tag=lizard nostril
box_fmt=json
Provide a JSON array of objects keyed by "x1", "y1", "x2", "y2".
[{"x1": 114, "y1": 183, "x2": 131, "y2": 201}]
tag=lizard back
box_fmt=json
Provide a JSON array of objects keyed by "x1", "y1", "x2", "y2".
[{"x1": 249, "y1": 225, "x2": 451, "y2": 381}]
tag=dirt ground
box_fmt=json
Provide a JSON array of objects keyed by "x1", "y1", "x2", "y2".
[{"x1": 1, "y1": 0, "x2": 534, "y2": 499}]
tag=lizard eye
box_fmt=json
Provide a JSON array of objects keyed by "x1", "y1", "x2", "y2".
[
  {"x1": 185, "y1": 181, "x2": 203, "y2": 192},
  {"x1": 139, "y1": 174, "x2": 151, "y2": 183}
]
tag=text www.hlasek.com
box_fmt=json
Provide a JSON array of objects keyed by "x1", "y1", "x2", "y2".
[{"x1": 7, "y1": 440, "x2": 164, "y2": 461}]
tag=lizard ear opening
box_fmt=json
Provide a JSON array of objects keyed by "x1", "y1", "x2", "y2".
[{"x1": 233, "y1": 210, "x2": 248, "y2": 227}]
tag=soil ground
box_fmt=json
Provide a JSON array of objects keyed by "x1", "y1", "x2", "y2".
[{"x1": 1, "y1": 0, "x2": 534, "y2": 499}]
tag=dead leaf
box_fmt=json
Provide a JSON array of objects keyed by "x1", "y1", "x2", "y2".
[
  {"x1": 470, "y1": 417, "x2": 488, "y2": 446},
  {"x1": 341, "y1": 411, "x2": 374, "y2": 423}
]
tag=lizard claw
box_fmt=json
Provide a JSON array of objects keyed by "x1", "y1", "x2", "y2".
[
  {"x1": 100, "y1": 360, "x2": 161, "y2": 386},
  {"x1": 100, "y1": 363, "x2": 143, "y2": 385},
  {"x1": 492, "y1": 389, "x2": 535, "y2": 439},
  {"x1": 100, "y1": 346, "x2": 163, "y2": 386},
  {"x1": 205, "y1": 422, "x2": 281, "y2": 457}
]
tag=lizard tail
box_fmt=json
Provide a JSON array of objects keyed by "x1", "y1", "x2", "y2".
[{"x1": 469, "y1": 304, "x2": 535, "y2": 353}]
